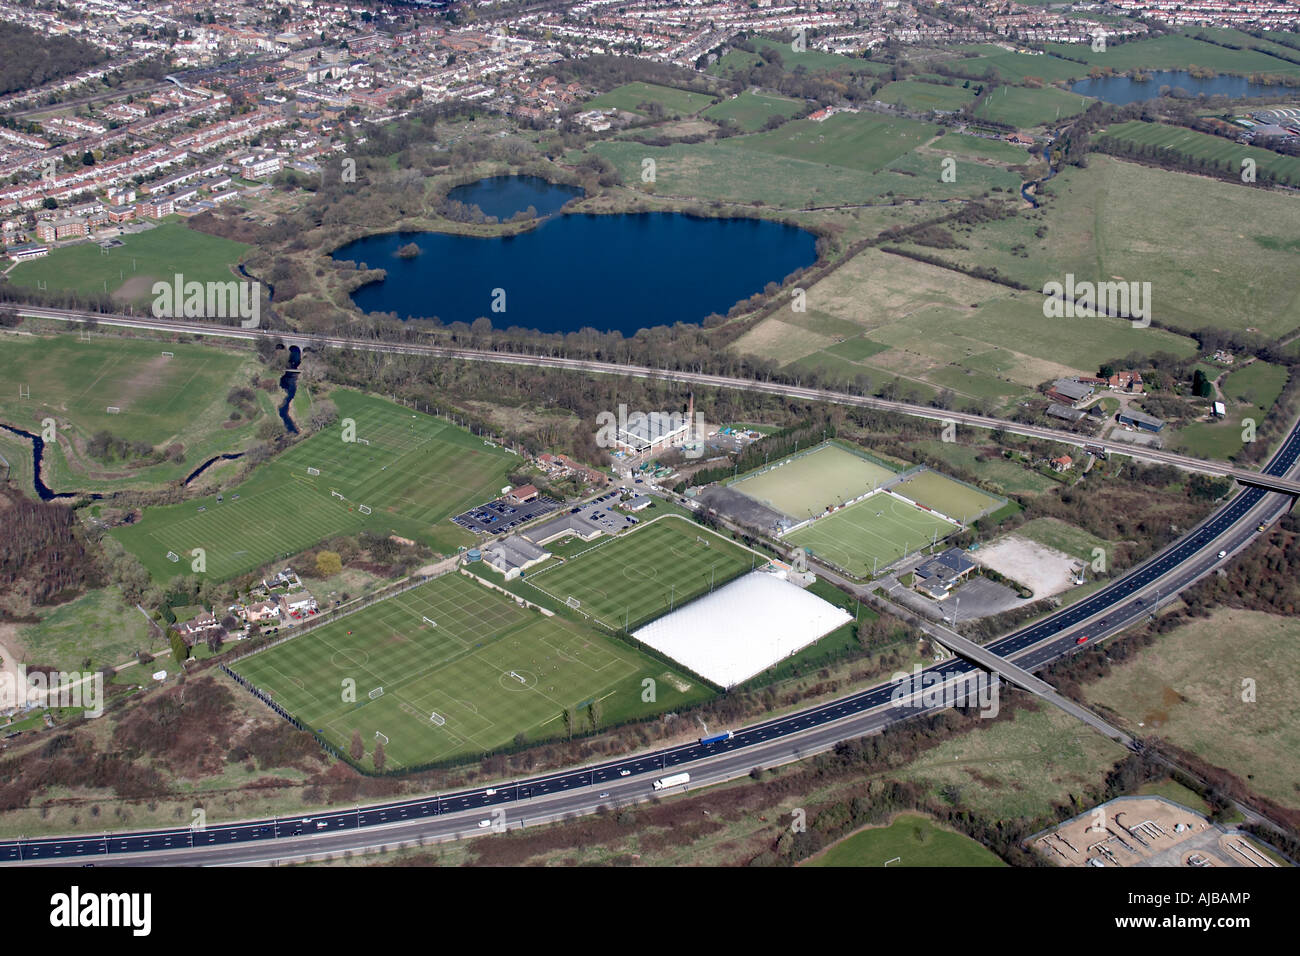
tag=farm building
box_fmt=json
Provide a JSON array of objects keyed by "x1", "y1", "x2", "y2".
[
  {"x1": 1118, "y1": 409, "x2": 1165, "y2": 433},
  {"x1": 1047, "y1": 379, "x2": 1094, "y2": 407}
]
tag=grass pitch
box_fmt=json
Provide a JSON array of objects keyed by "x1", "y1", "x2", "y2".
[
  {"x1": 232, "y1": 572, "x2": 709, "y2": 768},
  {"x1": 786, "y1": 492, "x2": 957, "y2": 578},
  {"x1": 730, "y1": 442, "x2": 897, "y2": 521},
  {"x1": 113, "y1": 389, "x2": 514, "y2": 581},
  {"x1": 891, "y1": 469, "x2": 1003, "y2": 523},
  {"x1": 807, "y1": 814, "x2": 1006, "y2": 867},
  {"x1": 522, "y1": 515, "x2": 758, "y2": 633}
]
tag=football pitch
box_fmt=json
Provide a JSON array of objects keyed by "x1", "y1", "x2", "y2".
[
  {"x1": 522, "y1": 515, "x2": 759, "y2": 632},
  {"x1": 232, "y1": 572, "x2": 709, "y2": 767},
  {"x1": 892, "y1": 469, "x2": 1003, "y2": 524},
  {"x1": 113, "y1": 389, "x2": 514, "y2": 581},
  {"x1": 729, "y1": 442, "x2": 897, "y2": 521},
  {"x1": 786, "y1": 492, "x2": 957, "y2": 578}
]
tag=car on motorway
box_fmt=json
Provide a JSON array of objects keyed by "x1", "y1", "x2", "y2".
[
  {"x1": 1258, "y1": 524, "x2": 1267, "y2": 532},
  {"x1": 1218, "y1": 550, "x2": 1227, "y2": 558},
  {"x1": 477, "y1": 819, "x2": 492, "y2": 829},
  {"x1": 1075, "y1": 635, "x2": 1089, "y2": 644},
  {"x1": 598, "y1": 792, "x2": 610, "y2": 798}
]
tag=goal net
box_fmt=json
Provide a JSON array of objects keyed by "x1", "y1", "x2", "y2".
[
  {"x1": 331, "y1": 490, "x2": 345, "y2": 500},
  {"x1": 566, "y1": 596, "x2": 581, "y2": 609},
  {"x1": 696, "y1": 536, "x2": 709, "y2": 546},
  {"x1": 166, "y1": 551, "x2": 180, "y2": 563},
  {"x1": 306, "y1": 467, "x2": 320, "y2": 476},
  {"x1": 429, "y1": 712, "x2": 446, "y2": 726},
  {"x1": 421, "y1": 616, "x2": 437, "y2": 627},
  {"x1": 368, "y1": 687, "x2": 384, "y2": 700},
  {"x1": 358, "y1": 504, "x2": 372, "y2": 515},
  {"x1": 374, "y1": 731, "x2": 389, "y2": 745},
  {"x1": 356, "y1": 438, "x2": 370, "y2": 446},
  {"x1": 106, "y1": 406, "x2": 121, "y2": 414}
]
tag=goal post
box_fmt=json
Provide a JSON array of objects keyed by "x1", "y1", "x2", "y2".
[
  {"x1": 566, "y1": 596, "x2": 581, "y2": 609},
  {"x1": 306, "y1": 466, "x2": 320, "y2": 476},
  {"x1": 161, "y1": 351, "x2": 174, "y2": 357},
  {"x1": 368, "y1": 687, "x2": 384, "y2": 700},
  {"x1": 358, "y1": 504, "x2": 372, "y2": 515},
  {"x1": 429, "y1": 712, "x2": 446, "y2": 726},
  {"x1": 696, "y1": 535, "x2": 709, "y2": 546},
  {"x1": 374, "y1": 731, "x2": 389, "y2": 745},
  {"x1": 421, "y1": 616, "x2": 437, "y2": 627},
  {"x1": 106, "y1": 406, "x2": 121, "y2": 414}
]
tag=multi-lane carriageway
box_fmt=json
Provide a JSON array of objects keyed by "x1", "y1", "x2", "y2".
[{"x1": 0, "y1": 312, "x2": 1297, "y2": 863}]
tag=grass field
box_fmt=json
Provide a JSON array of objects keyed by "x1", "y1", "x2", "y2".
[
  {"x1": 15, "y1": 586, "x2": 161, "y2": 672},
  {"x1": 1042, "y1": 33, "x2": 1300, "y2": 75},
  {"x1": 936, "y1": 44, "x2": 1090, "y2": 83},
  {"x1": 1012, "y1": 517, "x2": 1115, "y2": 570},
  {"x1": 874, "y1": 80, "x2": 977, "y2": 112},
  {"x1": 889, "y1": 156, "x2": 1300, "y2": 338},
  {"x1": 703, "y1": 91, "x2": 805, "y2": 131},
  {"x1": 976, "y1": 85, "x2": 1092, "y2": 128},
  {"x1": 6, "y1": 223, "x2": 249, "y2": 305},
  {"x1": 585, "y1": 82, "x2": 716, "y2": 117},
  {"x1": 734, "y1": 247, "x2": 1198, "y2": 400},
  {"x1": 1097, "y1": 120, "x2": 1300, "y2": 188},
  {"x1": 1084, "y1": 607, "x2": 1300, "y2": 810},
  {"x1": 786, "y1": 491, "x2": 958, "y2": 578},
  {"x1": 729, "y1": 442, "x2": 897, "y2": 520},
  {"x1": 892, "y1": 469, "x2": 1003, "y2": 523},
  {"x1": 807, "y1": 813, "x2": 1006, "y2": 867},
  {"x1": 232, "y1": 572, "x2": 710, "y2": 768},
  {"x1": 112, "y1": 389, "x2": 514, "y2": 581},
  {"x1": 521, "y1": 515, "x2": 757, "y2": 633},
  {"x1": 709, "y1": 37, "x2": 881, "y2": 77},
  {"x1": 0, "y1": 334, "x2": 271, "y2": 490},
  {"x1": 726, "y1": 111, "x2": 938, "y2": 173}
]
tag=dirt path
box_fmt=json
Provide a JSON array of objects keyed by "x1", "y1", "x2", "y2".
[{"x1": 0, "y1": 624, "x2": 27, "y2": 710}]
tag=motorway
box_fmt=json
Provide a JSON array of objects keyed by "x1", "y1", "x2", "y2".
[
  {"x1": 14, "y1": 305, "x2": 1300, "y2": 496},
  {"x1": 2, "y1": 384, "x2": 1296, "y2": 865}
]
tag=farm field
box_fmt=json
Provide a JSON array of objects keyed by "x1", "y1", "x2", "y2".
[
  {"x1": 733, "y1": 248, "x2": 1197, "y2": 396},
  {"x1": 922, "y1": 132, "x2": 1038, "y2": 164},
  {"x1": 729, "y1": 441, "x2": 897, "y2": 520},
  {"x1": 786, "y1": 491, "x2": 958, "y2": 578},
  {"x1": 0, "y1": 334, "x2": 273, "y2": 491},
  {"x1": 1096, "y1": 120, "x2": 1300, "y2": 187},
  {"x1": 892, "y1": 469, "x2": 1003, "y2": 523},
  {"x1": 891, "y1": 156, "x2": 1300, "y2": 338},
  {"x1": 6, "y1": 223, "x2": 249, "y2": 305},
  {"x1": 521, "y1": 515, "x2": 757, "y2": 633},
  {"x1": 874, "y1": 80, "x2": 977, "y2": 112},
  {"x1": 232, "y1": 572, "x2": 709, "y2": 768},
  {"x1": 112, "y1": 389, "x2": 514, "y2": 581},
  {"x1": 910, "y1": 440, "x2": 1059, "y2": 496},
  {"x1": 703, "y1": 91, "x2": 805, "y2": 131},
  {"x1": 806, "y1": 814, "x2": 1006, "y2": 867},
  {"x1": 1084, "y1": 608, "x2": 1300, "y2": 810},
  {"x1": 585, "y1": 82, "x2": 715, "y2": 117},
  {"x1": 975, "y1": 85, "x2": 1092, "y2": 128}
]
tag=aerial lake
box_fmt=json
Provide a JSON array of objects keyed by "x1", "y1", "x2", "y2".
[
  {"x1": 1071, "y1": 70, "x2": 1284, "y2": 105},
  {"x1": 445, "y1": 174, "x2": 584, "y2": 219},
  {"x1": 333, "y1": 192, "x2": 818, "y2": 336}
]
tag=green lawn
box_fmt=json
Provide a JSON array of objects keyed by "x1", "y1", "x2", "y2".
[
  {"x1": 586, "y1": 82, "x2": 716, "y2": 117},
  {"x1": 892, "y1": 469, "x2": 1004, "y2": 523},
  {"x1": 807, "y1": 813, "x2": 1006, "y2": 867},
  {"x1": 874, "y1": 80, "x2": 977, "y2": 112},
  {"x1": 726, "y1": 111, "x2": 939, "y2": 173},
  {"x1": 1174, "y1": 360, "x2": 1289, "y2": 459},
  {"x1": 938, "y1": 44, "x2": 1090, "y2": 83},
  {"x1": 703, "y1": 91, "x2": 805, "y2": 131},
  {"x1": 0, "y1": 334, "x2": 271, "y2": 491},
  {"x1": 729, "y1": 441, "x2": 897, "y2": 521},
  {"x1": 521, "y1": 515, "x2": 758, "y2": 633},
  {"x1": 7, "y1": 222, "x2": 248, "y2": 305},
  {"x1": 112, "y1": 389, "x2": 514, "y2": 582},
  {"x1": 787, "y1": 491, "x2": 958, "y2": 578},
  {"x1": 976, "y1": 85, "x2": 1092, "y2": 128},
  {"x1": 232, "y1": 571, "x2": 711, "y2": 768},
  {"x1": 1042, "y1": 33, "x2": 1300, "y2": 75},
  {"x1": 709, "y1": 37, "x2": 881, "y2": 76}
]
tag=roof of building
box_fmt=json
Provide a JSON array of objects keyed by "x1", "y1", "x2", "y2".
[
  {"x1": 1119, "y1": 408, "x2": 1165, "y2": 428},
  {"x1": 1047, "y1": 403, "x2": 1086, "y2": 422},
  {"x1": 1050, "y1": 379, "x2": 1093, "y2": 401}
]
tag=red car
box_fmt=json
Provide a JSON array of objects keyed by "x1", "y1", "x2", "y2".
[{"x1": 1075, "y1": 635, "x2": 1089, "y2": 645}]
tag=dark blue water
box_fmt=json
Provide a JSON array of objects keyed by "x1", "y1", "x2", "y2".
[
  {"x1": 1071, "y1": 70, "x2": 1281, "y2": 105},
  {"x1": 277, "y1": 344, "x2": 300, "y2": 434},
  {"x1": 0, "y1": 423, "x2": 102, "y2": 502},
  {"x1": 333, "y1": 211, "x2": 818, "y2": 335},
  {"x1": 446, "y1": 175, "x2": 584, "y2": 219}
]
